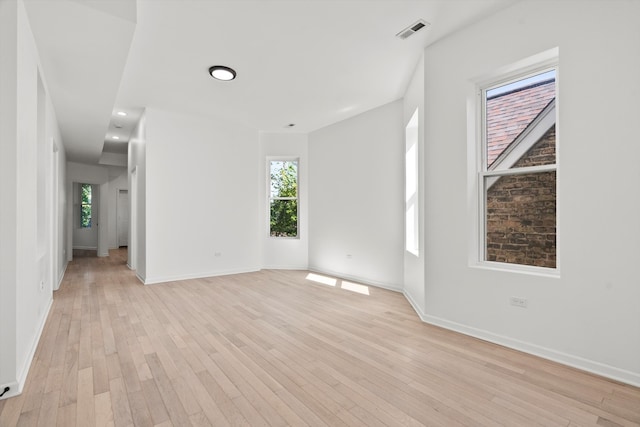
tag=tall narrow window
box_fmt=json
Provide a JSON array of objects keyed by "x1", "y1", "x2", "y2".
[
  {"x1": 405, "y1": 108, "x2": 419, "y2": 255},
  {"x1": 80, "y1": 183, "x2": 92, "y2": 228},
  {"x1": 269, "y1": 160, "x2": 298, "y2": 237},
  {"x1": 480, "y1": 67, "x2": 557, "y2": 269}
]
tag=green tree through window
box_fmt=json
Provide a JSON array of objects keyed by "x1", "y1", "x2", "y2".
[
  {"x1": 81, "y1": 183, "x2": 92, "y2": 228},
  {"x1": 270, "y1": 160, "x2": 298, "y2": 237}
]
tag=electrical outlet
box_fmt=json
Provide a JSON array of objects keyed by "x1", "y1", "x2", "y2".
[
  {"x1": 214, "y1": 252, "x2": 222, "y2": 257},
  {"x1": 39, "y1": 280, "x2": 45, "y2": 292},
  {"x1": 510, "y1": 296, "x2": 528, "y2": 308}
]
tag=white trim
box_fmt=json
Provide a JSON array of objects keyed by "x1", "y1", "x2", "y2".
[
  {"x1": 482, "y1": 163, "x2": 556, "y2": 178},
  {"x1": 54, "y1": 261, "x2": 67, "y2": 291},
  {"x1": 135, "y1": 272, "x2": 145, "y2": 284},
  {"x1": 262, "y1": 264, "x2": 309, "y2": 270},
  {"x1": 0, "y1": 380, "x2": 19, "y2": 401},
  {"x1": 402, "y1": 289, "x2": 423, "y2": 316},
  {"x1": 307, "y1": 267, "x2": 402, "y2": 293},
  {"x1": 405, "y1": 107, "x2": 420, "y2": 255},
  {"x1": 470, "y1": 49, "x2": 559, "y2": 274},
  {"x1": 472, "y1": 47, "x2": 559, "y2": 90},
  {"x1": 11, "y1": 297, "x2": 53, "y2": 398},
  {"x1": 470, "y1": 261, "x2": 560, "y2": 278},
  {"x1": 267, "y1": 157, "x2": 300, "y2": 238},
  {"x1": 411, "y1": 310, "x2": 640, "y2": 388},
  {"x1": 143, "y1": 267, "x2": 261, "y2": 285},
  {"x1": 72, "y1": 245, "x2": 97, "y2": 250}
]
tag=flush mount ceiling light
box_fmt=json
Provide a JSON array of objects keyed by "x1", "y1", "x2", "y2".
[
  {"x1": 112, "y1": 136, "x2": 120, "y2": 140},
  {"x1": 209, "y1": 65, "x2": 236, "y2": 81},
  {"x1": 116, "y1": 111, "x2": 127, "y2": 117}
]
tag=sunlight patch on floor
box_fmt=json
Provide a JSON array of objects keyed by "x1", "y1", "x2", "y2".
[
  {"x1": 305, "y1": 273, "x2": 370, "y2": 296},
  {"x1": 305, "y1": 273, "x2": 337, "y2": 287},
  {"x1": 341, "y1": 280, "x2": 370, "y2": 295}
]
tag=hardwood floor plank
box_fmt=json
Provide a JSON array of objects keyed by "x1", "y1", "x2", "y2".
[
  {"x1": 94, "y1": 391, "x2": 115, "y2": 427},
  {"x1": 2, "y1": 248, "x2": 638, "y2": 427},
  {"x1": 140, "y1": 379, "x2": 170, "y2": 426},
  {"x1": 109, "y1": 377, "x2": 134, "y2": 427},
  {"x1": 56, "y1": 403, "x2": 76, "y2": 427},
  {"x1": 76, "y1": 367, "x2": 96, "y2": 426},
  {"x1": 36, "y1": 390, "x2": 60, "y2": 427},
  {"x1": 144, "y1": 353, "x2": 192, "y2": 426}
]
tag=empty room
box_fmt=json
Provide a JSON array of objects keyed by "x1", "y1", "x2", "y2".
[{"x1": 1, "y1": 0, "x2": 639, "y2": 425}]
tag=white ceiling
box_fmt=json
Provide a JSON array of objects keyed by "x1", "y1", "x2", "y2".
[
  {"x1": 24, "y1": 0, "x2": 137, "y2": 163},
  {"x1": 24, "y1": 0, "x2": 517, "y2": 164}
]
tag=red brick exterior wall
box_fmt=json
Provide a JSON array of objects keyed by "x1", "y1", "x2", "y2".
[{"x1": 486, "y1": 126, "x2": 556, "y2": 268}]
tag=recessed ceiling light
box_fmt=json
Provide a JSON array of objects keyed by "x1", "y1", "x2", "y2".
[
  {"x1": 112, "y1": 136, "x2": 120, "y2": 140},
  {"x1": 209, "y1": 65, "x2": 236, "y2": 81},
  {"x1": 116, "y1": 111, "x2": 127, "y2": 117}
]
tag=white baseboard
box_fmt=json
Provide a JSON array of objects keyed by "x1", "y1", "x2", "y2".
[
  {"x1": 402, "y1": 289, "x2": 423, "y2": 316},
  {"x1": 307, "y1": 267, "x2": 402, "y2": 292},
  {"x1": 262, "y1": 264, "x2": 308, "y2": 270},
  {"x1": 72, "y1": 246, "x2": 97, "y2": 250},
  {"x1": 55, "y1": 262, "x2": 68, "y2": 291},
  {"x1": 136, "y1": 272, "x2": 145, "y2": 284},
  {"x1": 143, "y1": 267, "x2": 261, "y2": 285},
  {"x1": 405, "y1": 301, "x2": 640, "y2": 388},
  {"x1": 5, "y1": 297, "x2": 54, "y2": 400},
  {"x1": 0, "y1": 380, "x2": 19, "y2": 401}
]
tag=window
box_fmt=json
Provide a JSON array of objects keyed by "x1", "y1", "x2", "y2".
[
  {"x1": 479, "y1": 66, "x2": 557, "y2": 270},
  {"x1": 80, "y1": 183, "x2": 92, "y2": 228},
  {"x1": 269, "y1": 159, "x2": 298, "y2": 237},
  {"x1": 405, "y1": 108, "x2": 419, "y2": 256}
]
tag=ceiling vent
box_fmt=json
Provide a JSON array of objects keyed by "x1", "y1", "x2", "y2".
[{"x1": 396, "y1": 19, "x2": 430, "y2": 40}]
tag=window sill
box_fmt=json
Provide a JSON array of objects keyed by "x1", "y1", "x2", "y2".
[{"x1": 470, "y1": 261, "x2": 560, "y2": 279}]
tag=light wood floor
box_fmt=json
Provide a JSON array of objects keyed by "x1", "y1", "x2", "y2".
[{"x1": 1, "y1": 249, "x2": 638, "y2": 426}]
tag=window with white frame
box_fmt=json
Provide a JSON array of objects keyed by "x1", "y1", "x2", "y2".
[
  {"x1": 80, "y1": 183, "x2": 93, "y2": 228},
  {"x1": 269, "y1": 159, "x2": 298, "y2": 237},
  {"x1": 478, "y1": 65, "x2": 557, "y2": 269},
  {"x1": 405, "y1": 108, "x2": 419, "y2": 256}
]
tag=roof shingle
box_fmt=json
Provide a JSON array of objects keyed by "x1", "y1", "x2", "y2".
[{"x1": 486, "y1": 79, "x2": 555, "y2": 167}]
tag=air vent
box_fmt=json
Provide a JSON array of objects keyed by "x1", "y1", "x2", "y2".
[{"x1": 396, "y1": 19, "x2": 430, "y2": 40}]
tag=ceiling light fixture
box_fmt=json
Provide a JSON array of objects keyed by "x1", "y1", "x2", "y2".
[
  {"x1": 209, "y1": 65, "x2": 236, "y2": 81},
  {"x1": 116, "y1": 111, "x2": 127, "y2": 116},
  {"x1": 112, "y1": 136, "x2": 120, "y2": 140}
]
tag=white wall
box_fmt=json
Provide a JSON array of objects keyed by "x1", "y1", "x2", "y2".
[
  {"x1": 420, "y1": 0, "x2": 640, "y2": 385},
  {"x1": 403, "y1": 55, "x2": 425, "y2": 313},
  {"x1": 0, "y1": 0, "x2": 21, "y2": 395},
  {"x1": 144, "y1": 108, "x2": 260, "y2": 283},
  {"x1": 48, "y1": 93, "x2": 67, "y2": 290},
  {"x1": 128, "y1": 113, "x2": 146, "y2": 280},
  {"x1": 260, "y1": 133, "x2": 309, "y2": 269},
  {"x1": 0, "y1": 0, "x2": 66, "y2": 399},
  {"x1": 309, "y1": 100, "x2": 404, "y2": 290}
]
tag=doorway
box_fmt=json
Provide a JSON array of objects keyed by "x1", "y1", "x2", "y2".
[{"x1": 117, "y1": 189, "x2": 129, "y2": 247}]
